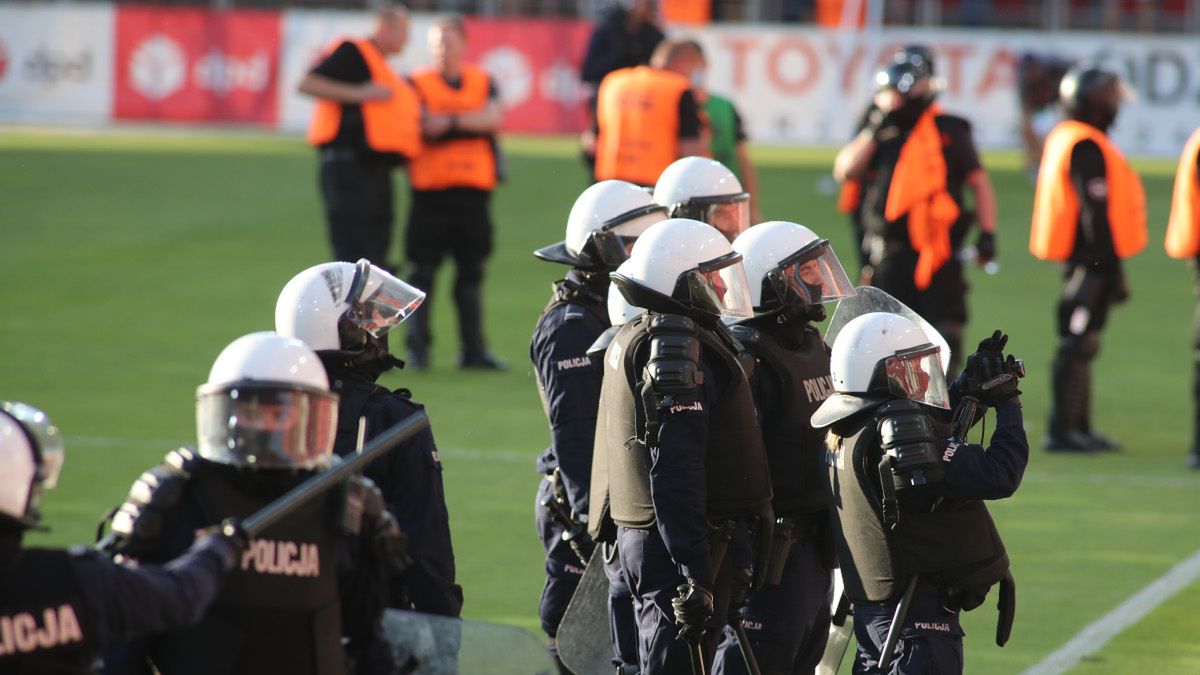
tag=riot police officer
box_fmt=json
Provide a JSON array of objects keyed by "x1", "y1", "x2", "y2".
[
  {"x1": 0, "y1": 402, "x2": 245, "y2": 674},
  {"x1": 589, "y1": 218, "x2": 774, "y2": 674},
  {"x1": 812, "y1": 315, "x2": 1027, "y2": 674},
  {"x1": 101, "y1": 332, "x2": 406, "y2": 675},
  {"x1": 713, "y1": 221, "x2": 856, "y2": 674},
  {"x1": 655, "y1": 156, "x2": 753, "y2": 243},
  {"x1": 531, "y1": 180, "x2": 667, "y2": 672},
  {"x1": 275, "y1": 259, "x2": 463, "y2": 616}
]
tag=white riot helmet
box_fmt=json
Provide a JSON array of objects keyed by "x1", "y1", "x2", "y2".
[
  {"x1": 654, "y1": 157, "x2": 751, "y2": 242},
  {"x1": 812, "y1": 312, "x2": 949, "y2": 428},
  {"x1": 275, "y1": 259, "x2": 425, "y2": 352},
  {"x1": 534, "y1": 180, "x2": 669, "y2": 269},
  {"x1": 732, "y1": 221, "x2": 855, "y2": 316},
  {"x1": 0, "y1": 402, "x2": 64, "y2": 529},
  {"x1": 607, "y1": 280, "x2": 645, "y2": 326},
  {"x1": 196, "y1": 332, "x2": 338, "y2": 470},
  {"x1": 611, "y1": 218, "x2": 755, "y2": 323}
]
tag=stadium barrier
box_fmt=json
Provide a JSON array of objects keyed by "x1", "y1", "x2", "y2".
[{"x1": 1, "y1": 3, "x2": 1198, "y2": 155}]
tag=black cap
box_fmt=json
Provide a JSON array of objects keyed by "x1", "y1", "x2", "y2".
[{"x1": 1059, "y1": 64, "x2": 1119, "y2": 118}]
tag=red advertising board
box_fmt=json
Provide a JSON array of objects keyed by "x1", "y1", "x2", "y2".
[
  {"x1": 463, "y1": 17, "x2": 591, "y2": 134},
  {"x1": 115, "y1": 6, "x2": 281, "y2": 124}
]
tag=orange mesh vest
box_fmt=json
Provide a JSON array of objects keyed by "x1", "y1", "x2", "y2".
[
  {"x1": 306, "y1": 38, "x2": 421, "y2": 158},
  {"x1": 1166, "y1": 127, "x2": 1200, "y2": 259},
  {"x1": 837, "y1": 180, "x2": 861, "y2": 214},
  {"x1": 408, "y1": 64, "x2": 498, "y2": 191},
  {"x1": 886, "y1": 107, "x2": 960, "y2": 290},
  {"x1": 661, "y1": 0, "x2": 712, "y2": 24},
  {"x1": 595, "y1": 67, "x2": 692, "y2": 187},
  {"x1": 1030, "y1": 120, "x2": 1146, "y2": 262}
]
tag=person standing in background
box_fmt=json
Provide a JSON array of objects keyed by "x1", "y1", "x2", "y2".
[
  {"x1": 404, "y1": 16, "x2": 507, "y2": 371},
  {"x1": 1164, "y1": 127, "x2": 1200, "y2": 468},
  {"x1": 300, "y1": 4, "x2": 421, "y2": 271}
]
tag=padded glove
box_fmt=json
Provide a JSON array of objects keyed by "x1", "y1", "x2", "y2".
[{"x1": 672, "y1": 579, "x2": 714, "y2": 643}]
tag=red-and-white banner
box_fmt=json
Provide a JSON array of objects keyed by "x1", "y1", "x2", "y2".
[{"x1": 114, "y1": 6, "x2": 281, "y2": 124}]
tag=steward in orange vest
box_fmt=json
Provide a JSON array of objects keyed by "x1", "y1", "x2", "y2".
[
  {"x1": 833, "y1": 52, "x2": 995, "y2": 376},
  {"x1": 1164, "y1": 127, "x2": 1200, "y2": 468},
  {"x1": 1029, "y1": 65, "x2": 1144, "y2": 454},
  {"x1": 404, "y1": 16, "x2": 507, "y2": 372},
  {"x1": 593, "y1": 39, "x2": 707, "y2": 187},
  {"x1": 298, "y1": 7, "x2": 420, "y2": 270}
]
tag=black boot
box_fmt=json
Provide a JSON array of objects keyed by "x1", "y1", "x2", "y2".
[
  {"x1": 405, "y1": 262, "x2": 437, "y2": 370},
  {"x1": 1045, "y1": 346, "x2": 1101, "y2": 453},
  {"x1": 455, "y1": 282, "x2": 507, "y2": 371},
  {"x1": 1190, "y1": 360, "x2": 1200, "y2": 469}
]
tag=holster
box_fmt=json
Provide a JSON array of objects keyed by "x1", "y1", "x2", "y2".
[
  {"x1": 763, "y1": 516, "x2": 795, "y2": 587},
  {"x1": 752, "y1": 506, "x2": 776, "y2": 589},
  {"x1": 996, "y1": 571, "x2": 1016, "y2": 647}
]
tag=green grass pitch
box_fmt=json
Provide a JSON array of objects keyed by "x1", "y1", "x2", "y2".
[{"x1": 3, "y1": 128, "x2": 1200, "y2": 673}]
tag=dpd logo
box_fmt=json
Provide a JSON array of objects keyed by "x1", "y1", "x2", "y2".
[{"x1": 128, "y1": 34, "x2": 186, "y2": 101}]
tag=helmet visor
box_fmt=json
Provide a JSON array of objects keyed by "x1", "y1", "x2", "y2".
[
  {"x1": 343, "y1": 261, "x2": 426, "y2": 338},
  {"x1": 686, "y1": 252, "x2": 755, "y2": 322},
  {"x1": 675, "y1": 194, "x2": 751, "y2": 242},
  {"x1": 196, "y1": 385, "x2": 337, "y2": 469},
  {"x1": 588, "y1": 204, "x2": 668, "y2": 267},
  {"x1": 1, "y1": 401, "x2": 64, "y2": 489},
  {"x1": 767, "y1": 240, "x2": 856, "y2": 306},
  {"x1": 879, "y1": 344, "x2": 950, "y2": 409}
]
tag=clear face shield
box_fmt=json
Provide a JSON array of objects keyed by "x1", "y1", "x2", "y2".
[
  {"x1": 767, "y1": 239, "x2": 856, "y2": 307},
  {"x1": 876, "y1": 344, "x2": 950, "y2": 409},
  {"x1": 585, "y1": 203, "x2": 669, "y2": 267},
  {"x1": 196, "y1": 385, "x2": 338, "y2": 470},
  {"x1": 678, "y1": 251, "x2": 755, "y2": 323},
  {"x1": 674, "y1": 194, "x2": 751, "y2": 242},
  {"x1": 341, "y1": 259, "x2": 426, "y2": 339},
  {"x1": 1, "y1": 402, "x2": 65, "y2": 526}
]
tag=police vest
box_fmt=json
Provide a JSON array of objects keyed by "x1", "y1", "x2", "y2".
[
  {"x1": 149, "y1": 469, "x2": 346, "y2": 675},
  {"x1": 594, "y1": 67, "x2": 692, "y2": 187},
  {"x1": 306, "y1": 38, "x2": 422, "y2": 158},
  {"x1": 0, "y1": 549, "x2": 96, "y2": 674},
  {"x1": 1166, "y1": 127, "x2": 1200, "y2": 259},
  {"x1": 825, "y1": 414, "x2": 1009, "y2": 604},
  {"x1": 592, "y1": 314, "x2": 772, "y2": 531},
  {"x1": 1030, "y1": 119, "x2": 1147, "y2": 262},
  {"x1": 738, "y1": 324, "x2": 833, "y2": 515},
  {"x1": 409, "y1": 64, "x2": 498, "y2": 191}
]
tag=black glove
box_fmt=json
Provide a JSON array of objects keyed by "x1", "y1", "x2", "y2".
[
  {"x1": 975, "y1": 231, "x2": 997, "y2": 264},
  {"x1": 195, "y1": 518, "x2": 250, "y2": 572},
  {"x1": 672, "y1": 579, "x2": 714, "y2": 644},
  {"x1": 360, "y1": 479, "x2": 411, "y2": 574},
  {"x1": 963, "y1": 330, "x2": 1023, "y2": 404},
  {"x1": 863, "y1": 106, "x2": 903, "y2": 143}
]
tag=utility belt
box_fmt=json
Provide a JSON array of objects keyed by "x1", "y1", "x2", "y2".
[{"x1": 760, "y1": 510, "x2": 836, "y2": 585}]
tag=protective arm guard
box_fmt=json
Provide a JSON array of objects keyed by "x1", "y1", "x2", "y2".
[
  {"x1": 878, "y1": 401, "x2": 946, "y2": 489},
  {"x1": 102, "y1": 448, "x2": 199, "y2": 559},
  {"x1": 639, "y1": 314, "x2": 705, "y2": 444}
]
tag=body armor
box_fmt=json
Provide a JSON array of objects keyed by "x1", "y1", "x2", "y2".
[{"x1": 0, "y1": 549, "x2": 96, "y2": 674}]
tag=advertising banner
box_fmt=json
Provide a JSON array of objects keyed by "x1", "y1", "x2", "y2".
[
  {"x1": 114, "y1": 6, "x2": 282, "y2": 124},
  {"x1": 0, "y1": 4, "x2": 114, "y2": 124}
]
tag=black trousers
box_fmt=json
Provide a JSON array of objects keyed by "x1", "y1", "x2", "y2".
[
  {"x1": 871, "y1": 250, "x2": 968, "y2": 377},
  {"x1": 318, "y1": 148, "x2": 396, "y2": 268},
  {"x1": 1048, "y1": 264, "x2": 1118, "y2": 437}
]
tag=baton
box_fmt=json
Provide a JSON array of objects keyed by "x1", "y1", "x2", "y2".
[
  {"x1": 239, "y1": 412, "x2": 429, "y2": 539},
  {"x1": 878, "y1": 575, "x2": 919, "y2": 672}
]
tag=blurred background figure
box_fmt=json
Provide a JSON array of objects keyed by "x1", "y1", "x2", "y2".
[
  {"x1": 592, "y1": 38, "x2": 706, "y2": 187},
  {"x1": 1030, "y1": 64, "x2": 1147, "y2": 453},
  {"x1": 579, "y1": 0, "x2": 664, "y2": 172},
  {"x1": 1164, "y1": 126, "x2": 1200, "y2": 467},
  {"x1": 404, "y1": 15, "x2": 507, "y2": 371},
  {"x1": 1017, "y1": 52, "x2": 1072, "y2": 180},
  {"x1": 300, "y1": 3, "x2": 421, "y2": 272}
]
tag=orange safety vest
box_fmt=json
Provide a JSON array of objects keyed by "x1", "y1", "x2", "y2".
[
  {"x1": 408, "y1": 63, "x2": 498, "y2": 192},
  {"x1": 1165, "y1": 127, "x2": 1200, "y2": 259},
  {"x1": 594, "y1": 66, "x2": 692, "y2": 187},
  {"x1": 837, "y1": 180, "x2": 861, "y2": 214},
  {"x1": 661, "y1": 0, "x2": 711, "y2": 25},
  {"x1": 1030, "y1": 120, "x2": 1147, "y2": 262},
  {"x1": 886, "y1": 106, "x2": 960, "y2": 290},
  {"x1": 306, "y1": 38, "x2": 421, "y2": 158}
]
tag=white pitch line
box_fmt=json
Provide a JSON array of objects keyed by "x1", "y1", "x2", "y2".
[{"x1": 1021, "y1": 547, "x2": 1200, "y2": 675}]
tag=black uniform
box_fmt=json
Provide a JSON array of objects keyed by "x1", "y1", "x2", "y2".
[
  {"x1": 310, "y1": 41, "x2": 410, "y2": 269},
  {"x1": 0, "y1": 533, "x2": 233, "y2": 674},
  {"x1": 321, "y1": 352, "x2": 462, "y2": 617},
  {"x1": 101, "y1": 452, "x2": 394, "y2": 675},
  {"x1": 405, "y1": 77, "x2": 502, "y2": 366},
  {"x1": 858, "y1": 109, "x2": 983, "y2": 374},
  {"x1": 529, "y1": 273, "x2": 610, "y2": 649},
  {"x1": 714, "y1": 318, "x2": 835, "y2": 674},
  {"x1": 1048, "y1": 138, "x2": 1128, "y2": 444},
  {"x1": 590, "y1": 312, "x2": 773, "y2": 673},
  {"x1": 821, "y1": 383, "x2": 1026, "y2": 674}
]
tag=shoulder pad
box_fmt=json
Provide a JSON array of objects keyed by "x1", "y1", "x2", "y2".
[
  {"x1": 727, "y1": 324, "x2": 761, "y2": 346},
  {"x1": 645, "y1": 330, "x2": 704, "y2": 395},
  {"x1": 648, "y1": 313, "x2": 696, "y2": 335},
  {"x1": 876, "y1": 401, "x2": 944, "y2": 487}
]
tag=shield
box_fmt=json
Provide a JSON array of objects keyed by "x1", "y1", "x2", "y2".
[
  {"x1": 824, "y1": 286, "x2": 951, "y2": 374},
  {"x1": 555, "y1": 551, "x2": 616, "y2": 675},
  {"x1": 816, "y1": 570, "x2": 855, "y2": 675},
  {"x1": 382, "y1": 610, "x2": 556, "y2": 674}
]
